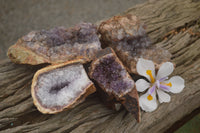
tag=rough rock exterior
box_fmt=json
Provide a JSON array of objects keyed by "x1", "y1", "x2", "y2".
[
  {"x1": 8, "y1": 23, "x2": 102, "y2": 65},
  {"x1": 98, "y1": 14, "x2": 172, "y2": 73}
]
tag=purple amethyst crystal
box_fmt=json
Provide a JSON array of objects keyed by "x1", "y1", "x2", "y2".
[{"x1": 90, "y1": 47, "x2": 134, "y2": 97}]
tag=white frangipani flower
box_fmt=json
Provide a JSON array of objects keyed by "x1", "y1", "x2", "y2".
[{"x1": 136, "y1": 58, "x2": 185, "y2": 112}]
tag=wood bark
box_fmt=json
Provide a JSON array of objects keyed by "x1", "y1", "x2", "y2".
[{"x1": 0, "y1": 0, "x2": 200, "y2": 132}]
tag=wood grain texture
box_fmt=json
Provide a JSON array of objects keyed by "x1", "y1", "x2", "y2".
[{"x1": 0, "y1": 0, "x2": 200, "y2": 132}]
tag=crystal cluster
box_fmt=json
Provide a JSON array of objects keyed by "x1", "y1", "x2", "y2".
[
  {"x1": 8, "y1": 23, "x2": 101, "y2": 65},
  {"x1": 98, "y1": 14, "x2": 172, "y2": 73},
  {"x1": 90, "y1": 48, "x2": 134, "y2": 97}
]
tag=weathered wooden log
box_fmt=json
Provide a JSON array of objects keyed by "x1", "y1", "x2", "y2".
[{"x1": 0, "y1": 0, "x2": 200, "y2": 132}]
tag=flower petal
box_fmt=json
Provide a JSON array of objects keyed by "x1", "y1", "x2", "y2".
[
  {"x1": 135, "y1": 79, "x2": 150, "y2": 92},
  {"x1": 156, "y1": 62, "x2": 174, "y2": 80},
  {"x1": 157, "y1": 89, "x2": 171, "y2": 103},
  {"x1": 136, "y1": 58, "x2": 155, "y2": 81},
  {"x1": 167, "y1": 76, "x2": 185, "y2": 93},
  {"x1": 139, "y1": 91, "x2": 158, "y2": 112}
]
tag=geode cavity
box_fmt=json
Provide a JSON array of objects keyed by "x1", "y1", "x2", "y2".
[
  {"x1": 8, "y1": 23, "x2": 101, "y2": 65},
  {"x1": 31, "y1": 60, "x2": 96, "y2": 114}
]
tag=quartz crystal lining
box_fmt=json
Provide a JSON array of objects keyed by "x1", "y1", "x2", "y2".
[
  {"x1": 34, "y1": 63, "x2": 92, "y2": 110},
  {"x1": 90, "y1": 48, "x2": 134, "y2": 97}
]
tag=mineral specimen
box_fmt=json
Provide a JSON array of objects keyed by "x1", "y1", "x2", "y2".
[
  {"x1": 98, "y1": 14, "x2": 172, "y2": 73},
  {"x1": 31, "y1": 60, "x2": 96, "y2": 114},
  {"x1": 8, "y1": 23, "x2": 101, "y2": 65},
  {"x1": 89, "y1": 47, "x2": 140, "y2": 121}
]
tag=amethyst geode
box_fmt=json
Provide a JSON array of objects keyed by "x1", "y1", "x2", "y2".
[
  {"x1": 89, "y1": 47, "x2": 140, "y2": 121},
  {"x1": 98, "y1": 14, "x2": 172, "y2": 73},
  {"x1": 8, "y1": 23, "x2": 101, "y2": 65},
  {"x1": 90, "y1": 47, "x2": 134, "y2": 97},
  {"x1": 31, "y1": 60, "x2": 96, "y2": 114}
]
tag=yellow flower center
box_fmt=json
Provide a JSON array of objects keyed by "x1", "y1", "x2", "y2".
[
  {"x1": 146, "y1": 70, "x2": 155, "y2": 83},
  {"x1": 147, "y1": 94, "x2": 153, "y2": 101}
]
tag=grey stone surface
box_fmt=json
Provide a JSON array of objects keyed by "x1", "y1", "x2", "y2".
[{"x1": 0, "y1": 0, "x2": 146, "y2": 60}]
